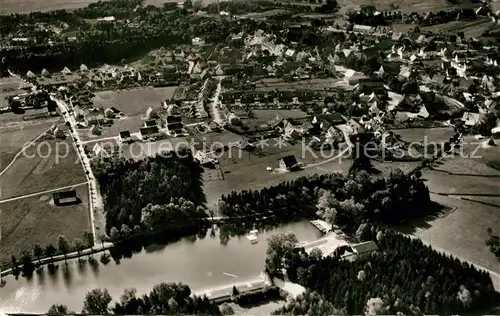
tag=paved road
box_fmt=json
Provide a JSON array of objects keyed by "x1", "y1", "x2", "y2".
[
  {"x1": 0, "y1": 181, "x2": 89, "y2": 204},
  {"x1": 210, "y1": 77, "x2": 224, "y2": 124}
]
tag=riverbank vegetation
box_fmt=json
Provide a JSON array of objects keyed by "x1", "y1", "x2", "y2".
[
  {"x1": 7, "y1": 231, "x2": 94, "y2": 277},
  {"x1": 268, "y1": 227, "x2": 499, "y2": 315},
  {"x1": 48, "y1": 282, "x2": 220, "y2": 315},
  {"x1": 92, "y1": 150, "x2": 206, "y2": 237},
  {"x1": 219, "y1": 168, "x2": 431, "y2": 233}
]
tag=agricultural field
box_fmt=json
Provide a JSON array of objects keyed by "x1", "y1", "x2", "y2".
[
  {"x1": 336, "y1": 0, "x2": 478, "y2": 13},
  {"x1": 422, "y1": 18, "x2": 500, "y2": 38},
  {"x1": 413, "y1": 193, "x2": 500, "y2": 274},
  {"x1": 255, "y1": 78, "x2": 341, "y2": 92},
  {"x1": 0, "y1": 138, "x2": 86, "y2": 199},
  {"x1": 0, "y1": 183, "x2": 90, "y2": 267},
  {"x1": 0, "y1": 121, "x2": 57, "y2": 172}
]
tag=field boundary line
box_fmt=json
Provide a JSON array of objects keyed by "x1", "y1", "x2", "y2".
[
  {"x1": 0, "y1": 181, "x2": 89, "y2": 204},
  {"x1": 0, "y1": 128, "x2": 49, "y2": 177}
]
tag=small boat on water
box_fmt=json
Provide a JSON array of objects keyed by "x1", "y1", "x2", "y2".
[{"x1": 246, "y1": 230, "x2": 259, "y2": 244}]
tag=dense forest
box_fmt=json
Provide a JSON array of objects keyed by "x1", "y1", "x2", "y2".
[
  {"x1": 271, "y1": 227, "x2": 498, "y2": 315},
  {"x1": 219, "y1": 168, "x2": 431, "y2": 233},
  {"x1": 47, "y1": 282, "x2": 221, "y2": 315},
  {"x1": 92, "y1": 151, "x2": 206, "y2": 237}
]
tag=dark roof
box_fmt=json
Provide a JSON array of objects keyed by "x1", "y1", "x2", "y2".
[
  {"x1": 167, "y1": 122, "x2": 183, "y2": 130},
  {"x1": 351, "y1": 241, "x2": 378, "y2": 254},
  {"x1": 314, "y1": 113, "x2": 345, "y2": 125},
  {"x1": 280, "y1": 155, "x2": 298, "y2": 169},
  {"x1": 140, "y1": 126, "x2": 159, "y2": 135},
  {"x1": 53, "y1": 189, "x2": 77, "y2": 203},
  {"x1": 119, "y1": 130, "x2": 131, "y2": 138},
  {"x1": 145, "y1": 120, "x2": 157, "y2": 127},
  {"x1": 166, "y1": 115, "x2": 182, "y2": 124}
]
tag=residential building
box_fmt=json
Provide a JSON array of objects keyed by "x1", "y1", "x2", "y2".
[
  {"x1": 140, "y1": 126, "x2": 161, "y2": 140},
  {"x1": 119, "y1": 130, "x2": 132, "y2": 143}
]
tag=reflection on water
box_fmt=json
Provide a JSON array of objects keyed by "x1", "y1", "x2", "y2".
[{"x1": 0, "y1": 221, "x2": 321, "y2": 314}]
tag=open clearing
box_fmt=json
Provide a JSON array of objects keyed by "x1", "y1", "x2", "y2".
[
  {"x1": 0, "y1": 139, "x2": 86, "y2": 199},
  {"x1": 0, "y1": 121, "x2": 58, "y2": 171},
  {"x1": 336, "y1": 0, "x2": 478, "y2": 13},
  {"x1": 0, "y1": 183, "x2": 90, "y2": 266},
  {"x1": 406, "y1": 148, "x2": 500, "y2": 274},
  {"x1": 92, "y1": 87, "x2": 176, "y2": 116}
]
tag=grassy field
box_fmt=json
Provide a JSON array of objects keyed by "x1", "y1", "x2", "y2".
[
  {"x1": 0, "y1": 183, "x2": 90, "y2": 266},
  {"x1": 401, "y1": 144, "x2": 500, "y2": 274},
  {"x1": 0, "y1": 121, "x2": 59, "y2": 171},
  {"x1": 93, "y1": 87, "x2": 176, "y2": 116},
  {"x1": 336, "y1": 0, "x2": 477, "y2": 13},
  {"x1": 422, "y1": 18, "x2": 500, "y2": 38},
  {"x1": 0, "y1": 139, "x2": 86, "y2": 199}
]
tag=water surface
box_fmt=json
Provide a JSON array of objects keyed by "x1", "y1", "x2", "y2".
[{"x1": 1, "y1": 221, "x2": 322, "y2": 313}]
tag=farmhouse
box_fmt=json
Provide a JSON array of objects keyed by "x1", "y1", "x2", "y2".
[
  {"x1": 278, "y1": 155, "x2": 299, "y2": 171},
  {"x1": 344, "y1": 69, "x2": 369, "y2": 85},
  {"x1": 140, "y1": 126, "x2": 161, "y2": 140},
  {"x1": 342, "y1": 241, "x2": 379, "y2": 261},
  {"x1": 461, "y1": 112, "x2": 481, "y2": 128},
  {"x1": 92, "y1": 143, "x2": 110, "y2": 158},
  {"x1": 53, "y1": 189, "x2": 78, "y2": 206}
]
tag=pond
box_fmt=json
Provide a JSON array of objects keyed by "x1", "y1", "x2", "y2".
[{"x1": 1, "y1": 220, "x2": 322, "y2": 314}]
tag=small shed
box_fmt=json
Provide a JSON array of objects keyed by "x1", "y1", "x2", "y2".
[
  {"x1": 53, "y1": 189, "x2": 78, "y2": 206},
  {"x1": 279, "y1": 155, "x2": 299, "y2": 171},
  {"x1": 41, "y1": 69, "x2": 50, "y2": 77},
  {"x1": 80, "y1": 64, "x2": 89, "y2": 72},
  {"x1": 26, "y1": 70, "x2": 35, "y2": 78}
]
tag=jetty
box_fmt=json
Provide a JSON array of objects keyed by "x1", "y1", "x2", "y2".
[{"x1": 310, "y1": 219, "x2": 332, "y2": 233}]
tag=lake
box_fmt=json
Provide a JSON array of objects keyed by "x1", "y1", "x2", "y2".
[{"x1": 0, "y1": 221, "x2": 322, "y2": 314}]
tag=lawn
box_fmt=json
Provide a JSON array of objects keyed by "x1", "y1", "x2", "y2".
[
  {"x1": 0, "y1": 183, "x2": 91, "y2": 267},
  {"x1": 92, "y1": 86, "x2": 177, "y2": 116},
  {"x1": 0, "y1": 139, "x2": 86, "y2": 199},
  {"x1": 203, "y1": 141, "x2": 353, "y2": 207},
  {"x1": 78, "y1": 115, "x2": 145, "y2": 141}
]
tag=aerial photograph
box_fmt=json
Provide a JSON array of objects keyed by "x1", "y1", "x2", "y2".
[{"x1": 1, "y1": 0, "x2": 500, "y2": 315}]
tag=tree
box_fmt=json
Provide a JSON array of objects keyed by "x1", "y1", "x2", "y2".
[
  {"x1": 365, "y1": 297, "x2": 385, "y2": 316},
  {"x1": 266, "y1": 233, "x2": 298, "y2": 274},
  {"x1": 47, "y1": 304, "x2": 73, "y2": 315},
  {"x1": 20, "y1": 250, "x2": 34, "y2": 274},
  {"x1": 83, "y1": 231, "x2": 94, "y2": 248},
  {"x1": 45, "y1": 244, "x2": 57, "y2": 260},
  {"x1": 82, "y1": 289, "x2": 112, "y2": 314},
  {"x1": 232, "y1": 285, "x2": 239, "y2": 297},
  {"x1": 74, "y1": 238, "x2": 85, "y2": 259},
  {"x1": 58, "y1": 235, "x2": 70, "y2": 263},
  {"x1": 11, "y1": 255, "x2": 18, "y2": 269},
  {"x1": 33, "y1": 243, "x2": 44, "y2": 265},
  {"x1": 220, "y1": 303, "x2": 234, "y2": 315},
  {"x1": 98, "y1": 233, "x2": 107, "y2": 249}
]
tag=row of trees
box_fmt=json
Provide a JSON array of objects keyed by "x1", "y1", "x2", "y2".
[
  {"x1": 9, "y1": 232, "x2": 94, "y2": 276},
  {"x1": 218, "y1": 168, "x2": 431, "y2": 233},
  {"x1": 267, "y1": 227, "x2": 499, "y2": 315},
  {"x1": 92, "y1": 151, "x2": 206, "y2": 236},
  {"x1": 48, "y1": 283, "x2": 221, "y2": 315}
]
